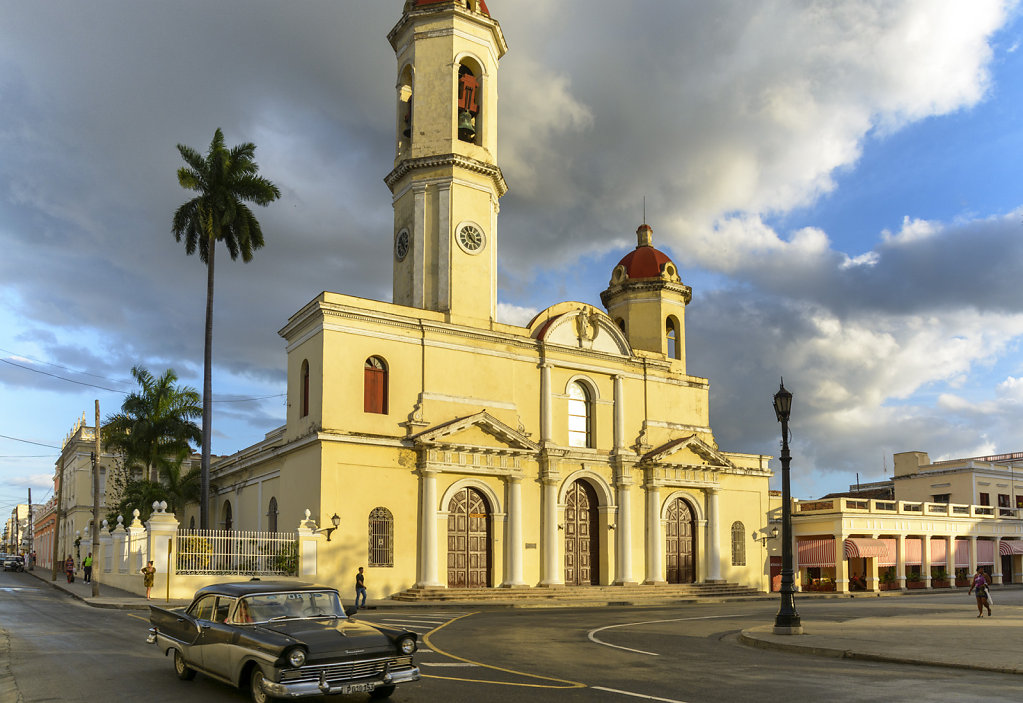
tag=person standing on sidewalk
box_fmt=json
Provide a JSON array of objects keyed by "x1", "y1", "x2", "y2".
[
  {"x1": 968, "y1": 568, "x2": 993, "y2": 617},
  {"x1": 83, "y1": 552, "x2": 94, "y2": 583},
  {"x1": 355, "y1": 567, "x2": 367, "y2": 608},
  {"x1": 64, "y1": 554, "x2": 75, "y2": 583},
  {"x1": 141, "y1": 561, "x2": 156, "y2": 600}
]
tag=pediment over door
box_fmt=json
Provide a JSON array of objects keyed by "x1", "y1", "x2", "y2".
[
  {"x1": 641, "y1": 435, "x2": 733, "y2": 486},
  {"x1": 410, "y1": 411, "x2": 538, "y2": 475}
]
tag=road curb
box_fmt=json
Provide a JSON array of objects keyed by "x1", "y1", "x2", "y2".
[{"x1": 737, "y1": 630, "x2": 1023, "y2": 676}]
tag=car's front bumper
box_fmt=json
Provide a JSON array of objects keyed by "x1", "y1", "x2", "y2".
[{"x1": 262, "y1": 665, "x2": 420, "y2": 698}]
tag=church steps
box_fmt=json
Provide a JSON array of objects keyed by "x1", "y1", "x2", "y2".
[{"x1": 391, "y1": 583, "x2": 762, "y2": 602}]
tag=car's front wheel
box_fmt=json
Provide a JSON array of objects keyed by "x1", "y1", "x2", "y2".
[
  {"x1": 173, "y1": 650, "x2": 196, "y2": 681},
  {"x1": 370, "y1": 685, "x2": 396, "y2": 699},
  {"x1": 250, "y1": 666, "x2": 270, "y2": 703}
]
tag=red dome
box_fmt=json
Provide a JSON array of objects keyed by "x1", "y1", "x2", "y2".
[
  {"x1": 412, "y1": 0, "x2": 490, "y2": 16},
  {"x1": 613, "y1": 224, "x2": 675, "y2": 279}
]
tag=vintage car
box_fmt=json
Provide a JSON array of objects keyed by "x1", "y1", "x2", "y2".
[
  {"x1": 148, "y1": 581, "x2": 419, "y2": 702},
  {"x1": 3, "y1": 554, "x2": 25, "y2": 572}
]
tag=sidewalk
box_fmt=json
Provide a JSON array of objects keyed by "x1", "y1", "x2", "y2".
[
  {"x1": 740, "y1": 597, "x2": 1023, "y2": 675},
  {"x1": 25, "y1": 567, "x2": 190, "y2": 610}
]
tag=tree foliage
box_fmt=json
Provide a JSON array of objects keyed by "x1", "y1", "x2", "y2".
[
  {"x1": 103, "y1": 366, "x2": 203, "y2": 523},
  {"x1": 172, "y1": 127, "x2": 281, "y2": 529}
]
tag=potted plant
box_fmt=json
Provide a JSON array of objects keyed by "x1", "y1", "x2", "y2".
[
  {"x1": 931, "y1": 568, "x2": 950, "y2": 588},
  {"x1": 880, "y1": 568, "x2": 898, "y2": 591},
  {"x1": 906, "y1": 571, "x2": 925, "y2": 589}
]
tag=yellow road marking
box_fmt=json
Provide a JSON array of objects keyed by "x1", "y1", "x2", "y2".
[
  {"x1": 421, "y1": 612, "x2": 586, "y2": 689},
  {"x1": 126, "y1": 612, "x2": 149, "y2": 623}
]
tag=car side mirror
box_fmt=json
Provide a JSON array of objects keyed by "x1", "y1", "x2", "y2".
[{"x1": 344, "y1": 605, "x2": 359, "y2": 618}]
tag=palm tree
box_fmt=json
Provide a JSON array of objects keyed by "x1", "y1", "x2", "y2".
[
  {"x1": 104, "y1": 366, "x2": 203, "y2": 482},
  {"x1": 172, "y1": 128, "x2": 281, "y2": 529}
]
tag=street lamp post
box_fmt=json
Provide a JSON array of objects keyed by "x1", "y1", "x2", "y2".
[{"x1": 773, "y1": 379, "x2": 802, "y2": 635}]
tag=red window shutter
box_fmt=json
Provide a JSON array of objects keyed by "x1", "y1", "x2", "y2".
[{"x1": 364, "y1": 367, "x2": 386, "y2": 414}]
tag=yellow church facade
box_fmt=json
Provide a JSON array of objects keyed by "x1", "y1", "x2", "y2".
[{"x1": 204, "y1": 0, "x2": 773, "y2": 597}]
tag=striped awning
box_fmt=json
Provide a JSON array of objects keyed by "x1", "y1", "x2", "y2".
[
  {"x1": 843, "y1": 538, "x2": 889, "y2": 559},
  {"x1": 879, "y1": 538, "x2": 897, "y2": 567},
  {"x1": 797, "y1": 537, "x2": 836, "y2": 568},
  {"x1": 999, "y1": 541, "x2": 1023, "y2": 556},
  {"x1": 930, "y1": 538, "x2": 947, "y2": 566}
]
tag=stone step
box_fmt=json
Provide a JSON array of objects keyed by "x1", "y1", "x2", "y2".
[{"x1": 391, "y1": 582, "x2": 762, "y2": 602}]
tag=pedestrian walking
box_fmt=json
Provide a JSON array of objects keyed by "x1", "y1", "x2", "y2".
[
  {"x1": 355, "y1": 566, "x2": 367, "y2": 608},
  {"x1": 968, "y1": 568, "x2": 993, "y2": 617},
  {"x1": 83, "y1": 552, "x2": 94, "y2": 583},
  {"x1": 141, "y1": 560, "x2": 156, "y2": 600},
  {"x1": 64, "y1": 554, "x2": 75, "y2": 583}
]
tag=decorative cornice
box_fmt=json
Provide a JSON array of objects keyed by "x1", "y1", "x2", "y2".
[
  {"x1": 384, "y1": 153, "x2": 507, "y2": 197},
  {"x1": 600, "y1": 279, "x2": 692, "y2": 308}
]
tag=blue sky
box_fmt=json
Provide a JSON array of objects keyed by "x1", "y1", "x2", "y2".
[{"x1": 2, "y1": 0, "x2": 1023, "y2": 517}]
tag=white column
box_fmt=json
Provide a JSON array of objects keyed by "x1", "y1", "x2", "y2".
[
  {"x1": 417, "y1": 470, "x2": 442, "y2": 587},
  {"x1": 969, "y1": 536, "x2": 978, "y2": 577},
  {"x1": 706, "y1": 488, "x2": 721, "y2": 582},
  {"x1": 922, "y1": 536, "x2": 932, "y2": 588},
  {"x1": 503, "y1": 476, "x2": 525, "y2": 586},
  {"x1": 540, "y1": 363, "x2": 553, "y2": 444},
  {"x1": 946, "y1": 535, "x2": 956, "y2": 589},
  {"x1": 613, "y1": 375, "x2": 625, "y2": 450},
  {"x1": 896, "y1": 534, "x2": 906, "y2": 588},
  {"x1": 993, "y1": 537, "x2": 1003, "y2": 584},
  {"x1": 541, "y1": 479, "x2": 562, "y2": 585},
  {"x1": 615, "y1": 483, "x2": 634, "y2": 584},
  {"x1": 644, "y1": 482, "x2": 663, "y2": 584}
]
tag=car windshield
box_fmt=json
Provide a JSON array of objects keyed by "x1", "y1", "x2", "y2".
[{"x1": 233, "y1": 591, "x2": 345, "y2": 623}]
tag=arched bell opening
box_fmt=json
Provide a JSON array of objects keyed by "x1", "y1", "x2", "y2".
[
  {"x1": 396, "y1": 63, "x2": 414, "y2": 154},
  {"x1": 456, "y1": 59, "x2": 483, "y2": 145}
]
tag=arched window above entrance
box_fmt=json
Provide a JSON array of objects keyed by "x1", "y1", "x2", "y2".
[{"x1": 567, "y1": 380, "x2": 593, "y2": 448}]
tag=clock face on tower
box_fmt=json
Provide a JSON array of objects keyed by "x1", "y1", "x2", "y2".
[
  {"x1": 456, "y1": 224, "x2": 485, "y2": 255},
  {"x1": 394, "y1": 229, "x2": 410, "y2": 261}
]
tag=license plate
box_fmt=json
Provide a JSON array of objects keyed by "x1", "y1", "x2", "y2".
[{"x1": 338, "y1": 683, "x2": 375, "y2": 694}]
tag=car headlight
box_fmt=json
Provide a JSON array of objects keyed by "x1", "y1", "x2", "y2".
[
  {"x1": 398, "y1": 636, "x2": 416, "y2": 655},
  {"x1": 287, "y1": 648, "x2": 307, "y2": 667}
]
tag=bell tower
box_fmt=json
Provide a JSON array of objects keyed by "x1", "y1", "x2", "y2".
[{"x1": 386, "y1": 0, "x2": 508, "y2": 324}]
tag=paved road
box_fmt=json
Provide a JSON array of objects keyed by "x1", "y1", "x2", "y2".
[{"x1": 2, "y1": 568, "x2": 1021, "y2": 703}]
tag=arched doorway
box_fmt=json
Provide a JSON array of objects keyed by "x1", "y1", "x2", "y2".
[
  {"x1": 564, "y1": 480, "x2": 599, "y2": 586},
  {"x1": 447, "y1": 487, "x2": 491, "y2": 588},
  {"x1": 665, "y1": 497, "x2": 696, "y2": 583}
]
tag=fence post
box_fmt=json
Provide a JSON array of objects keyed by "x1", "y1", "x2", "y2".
[
  {"x1": 112, "y1": 516, "x2": 127, "y2": 573},
  {"x1": 146, "y1": 502, "x2": 179, "y2": 598},
  {"x1": 128, "y1": 510, "x2": 147, "y2": 574},
  {"x1": 99, "y1": 520, "x2": 112, "y2": 574},
  {"x1": 297, "y1": 510, "x2": 325, "y2": 579}
]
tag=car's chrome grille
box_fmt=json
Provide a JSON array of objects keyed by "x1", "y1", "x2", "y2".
[{"x1": 280, "y1": 656, "x2": 414, "y2": 684}]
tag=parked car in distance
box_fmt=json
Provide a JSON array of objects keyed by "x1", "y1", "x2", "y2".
[
  {"x1": 3, "y1": 554, "x2": 24, "y2": 572},
  {"x1": 147, "y1": 581, "x2": 419, "y2": 702}
]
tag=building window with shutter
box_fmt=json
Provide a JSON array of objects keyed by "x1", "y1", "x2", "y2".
[
  {"x1": 364, "y1": 357, "x2": 388, "y2": 414},
  {"x1": 368, "y1": 507, "x2": 394, "y2": 567},
  {"x1": 731, "y1": 521, "x2": 746, "y2": 566}
]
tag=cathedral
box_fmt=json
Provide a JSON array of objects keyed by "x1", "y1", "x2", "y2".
[{"x1": 202, "y1": 0, "x2": 774, "y2": 596}]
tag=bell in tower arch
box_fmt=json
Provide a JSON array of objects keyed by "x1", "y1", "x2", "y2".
[{"x1": 457, "y1": 64, "x2": 479, "y2": 143}]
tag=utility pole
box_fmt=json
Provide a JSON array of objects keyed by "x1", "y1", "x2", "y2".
[
  {"x1": 27, "y1": 488, "x2": 33, "y2": 568},
  {"x1": 92, "y1": 400, "x2": 101, "y2": 597},
  {"x1": 51, "y1": 455, "x2": 64, "y2": 581}
]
